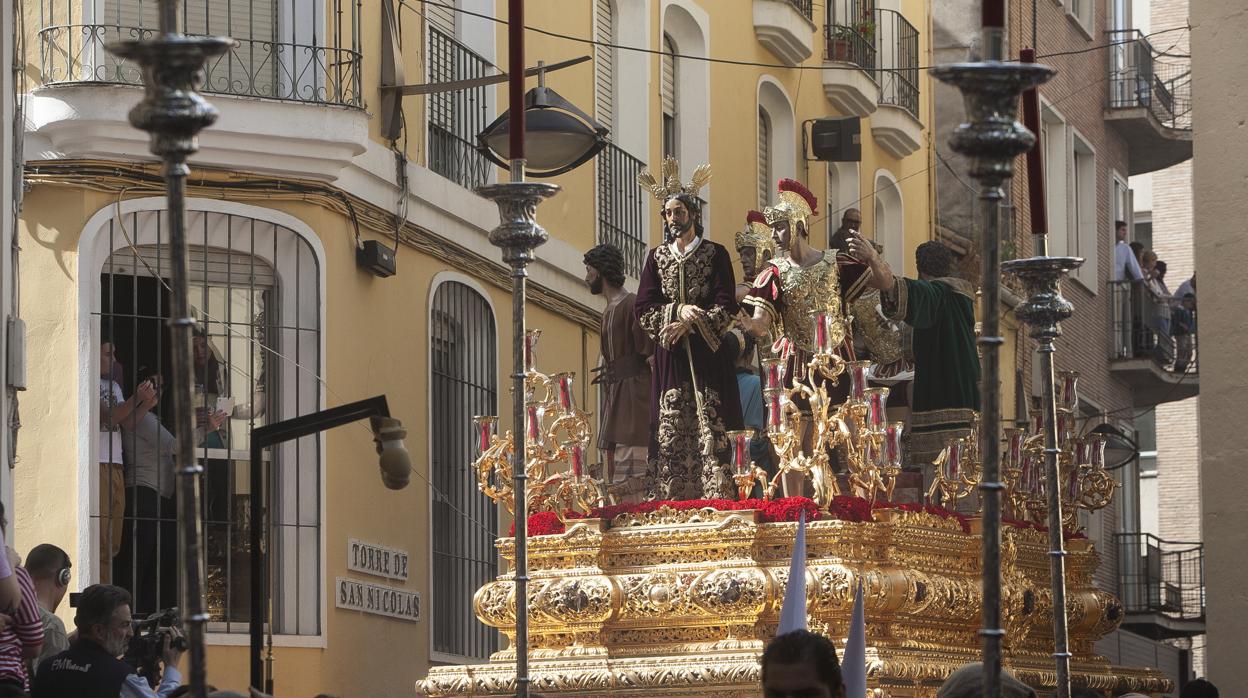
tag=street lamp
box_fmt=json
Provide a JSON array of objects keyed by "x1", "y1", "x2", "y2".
[{"x1": 476, "y1": 69, "x2": 608, "y2": 178}]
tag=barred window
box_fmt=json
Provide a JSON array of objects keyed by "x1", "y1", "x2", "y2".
[
  {"x1": 430, "y1": 279, "x2": 499, "y2": 661},
  {"x1": 95, "y1": 207, "x2": 322, "y2": 636}
]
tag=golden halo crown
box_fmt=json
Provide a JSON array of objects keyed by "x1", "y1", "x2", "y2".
[{"x1": 636, "y1": 155, "x2": 712, "y2": 202}]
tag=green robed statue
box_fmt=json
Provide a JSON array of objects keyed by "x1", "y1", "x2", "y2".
[{"x1": 848, "y1": 238, "x2": 981, "y2": 466}]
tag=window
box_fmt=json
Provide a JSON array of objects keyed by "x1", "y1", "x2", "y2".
[
  {"x1": 1067, "y1": 0, "x2": 1094, "y2": 35},
  {"x1": 1070, "y1": 132, "x2": 1097, "y2": 289},
  {"x1": 661, "y1": 33, "x2": 678, "y2": 159},
  {"x1": 428, "y1": 1, "x2": 493, "y2": 189},
  {"x1": 874, "y1": 171, "x2": 904, "y2": 271},
  {"x1": 594, "y1": 0, "x2": 616, "y2": 132},
  {"x1": 1041, "y1": 101, "x2": 1069, "y2": 256},
  {"x1": 430, "y1": 280, "x2": 499, "y2": 661},
  {"x1": 758, "y1": 108, "x2": 772, "y2": 208},
  {"x1": 96, "y1": 208, "x2": 322, "y2": 636}
]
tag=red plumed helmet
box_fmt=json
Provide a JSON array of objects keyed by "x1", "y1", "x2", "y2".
[
  {"x1": 777, "y1": 178, "x2": 818, "y2": 216},
  {"x1": 746, "y1": 210, "x2": 767, "y2": 225}
]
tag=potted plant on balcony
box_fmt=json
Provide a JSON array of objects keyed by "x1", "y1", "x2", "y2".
[{"x1": 828, "y1": 19, "x2": 876, "y2": 63}]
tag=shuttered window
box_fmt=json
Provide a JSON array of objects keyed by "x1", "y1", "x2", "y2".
[
  {"x1": 661, "y1": 33, "x2": 677, "y2": 158},
  {"x1": 758, "y1": 108, "x2": 772, "y2": 208},
  {"x1": 427, "y1": 0, "x2": 455, "y2": 36},
  {"x1": 594, "y1": 0, "x2": 615, "y2": 132},
  {"x1": 106, "y1": 0, "x2": 276, "y2": 42}
]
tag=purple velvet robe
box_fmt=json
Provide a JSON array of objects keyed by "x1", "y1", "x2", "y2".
[{"x1": 634, "y1": 237, "x2": 744, "y2": 500}]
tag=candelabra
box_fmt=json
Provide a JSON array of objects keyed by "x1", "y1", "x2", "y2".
[
  {"x1": 754, "y1": 314, "x2": 907, "y2": 508},
  {"x1": 928, "y1": 413, "x2": 983, "y2": 509},
  {"x1": 1002, "y1": 371, "x2": 1117, "y2": 530},
  {"x1": 474, "y1": 330, "x2": 605, "y2": 518}
]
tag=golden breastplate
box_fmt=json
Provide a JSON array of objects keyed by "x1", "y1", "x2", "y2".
[{"x1": 775, "y1": 256, "x2": 849, "y2": 353}]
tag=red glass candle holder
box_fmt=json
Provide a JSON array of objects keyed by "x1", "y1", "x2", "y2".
[
  {"x1": 884, "y1": 421, "x2": 905, "y2": 469},
  {"x1": 846, "y1": 360, "x2": 871, "y2": 401},
  {"x1": 524, "y1": 329, "x2": 541, "y2": 373},
  {"x1": 864, "y1": 387, "x2": 889, "y2": 430},
  {"x1": 554, "y1": 372, "x2": 577, "y2": 414},
  {"x1": 473, "y1": 415, "x2": 497, "y2": 457}
]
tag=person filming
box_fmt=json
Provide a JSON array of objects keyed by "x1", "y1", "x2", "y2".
[{"x1": 31, "y1": 584, "x2": 184, "y2": 698}]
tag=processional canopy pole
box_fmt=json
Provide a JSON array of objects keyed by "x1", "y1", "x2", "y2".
[
  {"x1": 930, "y1": 4, "x2": 1054, "y2": 696},
  {"x1": 106, "y1": 2, "x2": 232, "y2": 697}
]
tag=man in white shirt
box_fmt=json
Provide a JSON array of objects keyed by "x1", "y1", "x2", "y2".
[
  {"x1": 1113, "y1": 220, "x2": 1144, "y2": 282},
  {"x1": 1112, "y1": 222, "x2": 1145, "y2": 357}
]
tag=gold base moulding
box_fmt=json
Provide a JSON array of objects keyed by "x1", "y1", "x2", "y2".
[{"x1": 416, "y1": 506, "x2": 1172, "y2": 696}]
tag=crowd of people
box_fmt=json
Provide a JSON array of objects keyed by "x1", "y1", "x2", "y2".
[{"x1": 1114, "y1": 221, "x2": 1198, "y2": 372}]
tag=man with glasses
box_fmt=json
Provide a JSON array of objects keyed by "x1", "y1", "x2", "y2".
[{"x1": 32, "y1": 584, "x2": 185, "y2": 698}]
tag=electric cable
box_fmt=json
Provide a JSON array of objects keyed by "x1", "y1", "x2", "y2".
[{"x1": 398, "y1": 0, "x2": 1188, "y2": 75}]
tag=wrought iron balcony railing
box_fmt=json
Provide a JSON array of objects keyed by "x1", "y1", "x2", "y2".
[
  {"x1": 875, "y1": 8, "x2": 919, "y2": 119},
  {"x1": 37, "y1": 0, "x2": 364, "y2": 108},
  {"x1": 783, "y1": 0, "x2": 814, "y2": 20},
  {"x1": 427, "y1": 25, "x2": 492, "y2": 191},
  {"x1": 1107, "y1": 29, "x2": 1192, "y2": 131},
  {"x1": 1109, "y1": 279, "x2": 1197, "y2": 374},
  {"x1": 1116, "y1": 533, "x2": 1205, "y2": 632},
  {"x1": 596, "y1": 143, "x2": 648, "y2": 278},
  {"x1": 824, "y1": 0, "x2": 877, "y2": 73}
]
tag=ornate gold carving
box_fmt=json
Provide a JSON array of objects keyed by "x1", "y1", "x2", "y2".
[{"x1": 423, "y1": 514, "x2": 1169, "y2": 696}]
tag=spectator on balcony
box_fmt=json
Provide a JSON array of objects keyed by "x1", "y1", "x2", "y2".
[
  {"x1": 1175, "y1": 272, "x2": 1196, "y2": 301},
  {"x1": 1142, "y1": 252, "x2": 1172, "y2": 341},
  {"x1": 1173, "y1": 294, "x2": 1197, "y2": 373},
  {"x1": 1113, "y1": 222, "x2": 1144, "y2": 282},
  {"x1": 584, "y1": 243, "x2": 653, "y2": 504}
]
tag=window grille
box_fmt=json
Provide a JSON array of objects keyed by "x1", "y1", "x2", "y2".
[
  {"x1": 97, "y1": 209, "x2": 322, "y2": 636},
  {"x1": 427, "y1": 24, "x2": 493, "y2": 190},
  {"x1": 430, "y1": 281, "x2": 499, "y2": 660}
]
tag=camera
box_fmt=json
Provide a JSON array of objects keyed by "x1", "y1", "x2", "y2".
[{"x1": 123, "y1": 607, "x2": 188, "y2": 687}]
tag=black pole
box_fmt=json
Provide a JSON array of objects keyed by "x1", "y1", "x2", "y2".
[{"x1": 247, "y1": 396, "x2": 390, "y2": 693}]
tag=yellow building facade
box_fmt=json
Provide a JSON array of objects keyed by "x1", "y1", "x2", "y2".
[{"x1": 14, "y1": 0, "x2": 933, "y2": 694}]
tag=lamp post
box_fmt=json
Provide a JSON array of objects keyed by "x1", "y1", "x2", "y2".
[
  {"x1": 472, "y1": 1, "x2": 611, "y2": 695},
  {"x1": 107, "y1": 4, "x2": 231, "y2": 696},
  {"x1": 247, "y1": 396, "x2": 410, "y2": 694},
  {"x1": 476, "y1": 65, "x2": 609, "y2": 177},
  {"x1": 930, "y1": 17, "x2": 1054, "y2": 698}
]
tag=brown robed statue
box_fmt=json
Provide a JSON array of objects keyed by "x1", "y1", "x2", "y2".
[{"x1": 584, "y1": 243, "x2": 653, "y2": 503}]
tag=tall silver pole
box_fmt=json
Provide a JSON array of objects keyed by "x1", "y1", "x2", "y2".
[
  {"x1": 931, "y1": 26, "x2": 1053, "y2": 697},
  {"x1": 1002, "y1": 256, "x2": 1083, "y2": 698},
  {"x1": 107, "y1": 4, "x2": 231, "y2": 697}
]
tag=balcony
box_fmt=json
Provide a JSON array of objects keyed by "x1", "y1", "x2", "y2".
[
  {"x1": 596, "y1": 143, "x2": 648, "y2": 278},
  {"x1": 1116, "y1": 533, "x2": 1205, "y2": 639},
  {"x1": 753, "y1": 0, "x2": 817, "y2": 67},
  {"x1": 1108, "y1": 280, "x2": 1198, "y2": 406},
  {"x1": 1104, "y1": 30, "x2": 1193, "y2": 175},
  {"x1": 870, "y1": 9, "x2": 922, "y2": 158},
  {"x1": 29, "y1": 1, "x2": 368, "y2": 180},
  {"x1": 822, "y1": 0, "x2": 878, "y2": 116},
  {"x1": 427, "y1": 26, "x2": 493, "y2": 191},
  {"x1": 37, "y1": 3, "x2": 363, "y2": 107}
]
